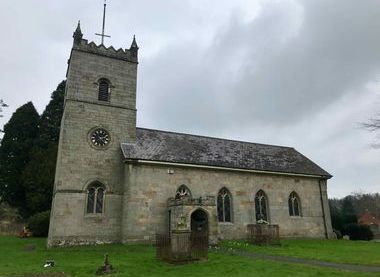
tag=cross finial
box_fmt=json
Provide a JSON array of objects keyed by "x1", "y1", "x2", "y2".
[{"x1": 95, "y1": 0, "x2": 111, "y2": 45}]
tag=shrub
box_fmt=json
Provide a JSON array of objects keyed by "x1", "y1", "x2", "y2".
[
  {"x1": 344, "y1": 223, "x2": 374, "y2": 241},
  {"x1": 27, "y1": 210, "x2": 50, "y2": 237},
  {"x1": 0, "y1": 202, "x2": 22, "y2": 221},
  {"x1": 333, "y1": 229, "x2": 343, "y2": 239}
]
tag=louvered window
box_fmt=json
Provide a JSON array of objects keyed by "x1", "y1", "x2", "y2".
[{"x1": 98, "y1": 79, "x2": 110, "y2": 101}]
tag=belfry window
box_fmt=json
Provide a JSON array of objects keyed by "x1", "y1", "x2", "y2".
[
  {"x1": 288, "y1": 191, "x2": 301, "y2": 216},
  {"x1": 255, "y1": 190, "x2": 268, "y2": 222},
  {"x1": 86, "y1": 182, "x2": 105, "y2": 214},
  {"x1": 175, "y1": 185, "x2": 191, "y2": 199},
  {"x1": 217, "y1": 187, "x2": 232, "y2": 222},
  {"x1": 98, "y1": 79, "x2": 110, "y2": 101}
]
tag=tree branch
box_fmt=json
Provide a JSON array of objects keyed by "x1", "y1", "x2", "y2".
[{"x1": 362, "y1": 118, "x2": 380, "y2": 132}]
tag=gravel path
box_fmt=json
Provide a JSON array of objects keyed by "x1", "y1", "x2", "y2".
[{"x1": 214, "y1": 248, "x2": 380, "y2": 273}]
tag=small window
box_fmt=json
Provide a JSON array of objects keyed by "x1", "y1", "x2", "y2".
[
  {"x1": 255, "y1": 190, "x2": 268, "y2": 222},
  {"x1": 217, "y1": 187, "x2": 232, "y2": 222},
  {"x1": 98, "y1": 79, "x2": 110, "y2": 101},
  {"x1": 289, "y1": 192, "x2": 301, "y2": 216},
  {"x1": 86, "y1": 182, "x2": 105, "y2": 214},
  {"x1": 175, "y1": 185, "x2": 191, "y2": 199}
]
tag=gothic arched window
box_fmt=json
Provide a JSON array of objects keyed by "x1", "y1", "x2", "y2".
[
  {"x1": 217, "y1": 187, "x2": 232, "y2": 222},
  {"x1": 175, "y1": 185, "x2": 191, "y2": 199},
  {"x1": 255, "y1": 190, "x2": 268, "y2": 222},
  {"x1": 86, "y1": 182, "x2": 105, "y2": 214},
  {"x1": 98, "y1": 79, "x2": 110, "y2": 101},
  {"x1": 288, "y1": 191, "x2": 301, "y2": 216}
]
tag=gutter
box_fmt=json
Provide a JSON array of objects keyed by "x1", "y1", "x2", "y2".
[{"x1": 124, "y1": 159, "x2": 331, "y2": 180}]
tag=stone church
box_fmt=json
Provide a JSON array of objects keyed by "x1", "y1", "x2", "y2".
[{"x1": 47, "y1": 22, "x2": 334, "y2": 247}]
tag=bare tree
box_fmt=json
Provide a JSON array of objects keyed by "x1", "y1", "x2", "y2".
[
  {"x1": 0, "y1": 99, "x2": 8, "y2": 118},
  {"x1": 362, "y1": 113, "x2": 380, "y2": 148},
  {"x1": 363, "y1": 117, "x2": 380, "y2": 131}
]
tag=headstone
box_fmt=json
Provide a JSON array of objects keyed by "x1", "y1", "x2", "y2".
[
  {"x1": 96, "y1": 254, "x2": 115, "y2": 275},
  {"x1": 171, "y1": 230, "x2": 192, "y2": 260}
]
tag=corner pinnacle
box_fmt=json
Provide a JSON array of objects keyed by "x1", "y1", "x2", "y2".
[
  {"x1": 73, "y1": 20, "x2": 83, "y2": 44},
  {"x1": 130, "y1": 35, "x2": 139, "y2": 50}
]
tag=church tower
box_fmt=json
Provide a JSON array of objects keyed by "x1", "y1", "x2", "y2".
[{"x1": 48, "y1": 22, "x2": 138, "y2": 246}]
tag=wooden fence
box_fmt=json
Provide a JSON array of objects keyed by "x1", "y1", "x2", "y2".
[{"x1": 0, "y1": 222, "x2": 24, "y2": 235}]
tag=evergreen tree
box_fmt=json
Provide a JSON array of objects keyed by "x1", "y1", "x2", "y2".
[
  {"x1": 341, "y1": 195, "x2": 358, "y2": 225},
  {"x1": 38, "y1": 81, "x2": 66, "y2": 146},
  {"x1": 329, "y1": 198, "x2": 343, "y2": 231},
  {"x1": 21, "y1": 81, "x2": 65, "y2": 217},
  {"x1": 21, "y1": 143, "x2": 58, "y2": 216},
  {"x1": 0, "y1": 102, "x2": 39, "y2": 209}
]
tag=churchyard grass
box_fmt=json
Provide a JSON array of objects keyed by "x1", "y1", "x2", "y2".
[
  {"x1": 221, "y1": 238, "x2": 380, "y2": 266},
  {"x1": 0, "y1": 236, "x2": 379, "y2": 277}
]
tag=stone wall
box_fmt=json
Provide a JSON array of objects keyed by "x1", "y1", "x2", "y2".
[
  {"x1": 122, "y1": 163, "x2": 333, "y2": 243},
  {"x1": 48, "y1": 43, "x2": 137, "y2": 247}
]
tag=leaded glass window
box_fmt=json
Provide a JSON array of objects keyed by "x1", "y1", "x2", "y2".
[
  {"x1": 255, "y1": 190, "x2": 268, "y2": 222},
  {"x1": 217, "y1": 188, "x2": 232, "y2": 222},
  {"x1": 98, "y1": 79, "x2": 110, "y2": 101},
  {"x1": 86, "y1": 187, "x2": 95, "y2": 214},
  {"x1": 288, "y1": 192, "x2": 301, "y2": 216},
  {"x1": 96, "y1": 188, "x2": 104, "y2": 213},
  {"x1": 86, "y1": 183, "x2": 105, "y2": 214}
]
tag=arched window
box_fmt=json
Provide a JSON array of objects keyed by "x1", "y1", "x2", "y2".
[
  {"x1": 86, "y1": 182, "x2": 105, "y2": 214},
  {"x1": 217, "y1": 187, "x2": 232, "y2": 222},
  {"x1": 255, "y1": 190, "x2": 268, "y2": 222},
  {"x1": 175, "y1": 185, "x2": 191, "y2": 199},
  {"x1": 288, "y1": 191, "x2": 301, "y2": 216},
  {"x1": 98, "y1": 79, "x2": 110, "y2": 101}
]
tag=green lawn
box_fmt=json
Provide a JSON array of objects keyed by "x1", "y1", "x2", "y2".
[
  {"x1": 221, "y1": 239, "x2": 380, "y2": 265},
  {"x1": 0, "y1": 236, "x2": 379, "y2": 277}
]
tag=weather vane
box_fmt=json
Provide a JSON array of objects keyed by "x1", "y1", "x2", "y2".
[{"x1": 95, "y1": 0, "x2": 111, "y2": 45}]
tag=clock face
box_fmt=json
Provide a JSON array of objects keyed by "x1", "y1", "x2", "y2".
[{"x1": 90, "y1": 128, "x2": 110, "y2": 147}]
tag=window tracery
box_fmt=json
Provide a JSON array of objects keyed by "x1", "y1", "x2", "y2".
[
  {"x1": 175, "y1": 185, "x2": 191, "y2": 199},
  {"x1": 288, "y1": 191, "x2": 301, "y2": 216},
  {"x1": 217, "y1": 187, "x2": 232, "y2": 222},
  {"x1": 255, "y1": 190, "x2": 268, "y2": 222},
  {"x1": 86, "y1": 182, "x2": 105, "y2": 214}
]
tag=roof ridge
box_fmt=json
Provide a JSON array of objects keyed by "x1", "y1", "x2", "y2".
[{"x1": 136, "y1": 127, "x2": 294, "y2": 150}]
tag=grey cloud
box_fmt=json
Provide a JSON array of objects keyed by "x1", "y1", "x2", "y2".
[
  {"x1": 139, "y1": 0, "x2": 380, "y2": 132},
  {"x1": 1, "y1": 0, "x2": 380, "y2": 197}
]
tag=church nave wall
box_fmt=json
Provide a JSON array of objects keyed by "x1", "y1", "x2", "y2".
[{"x1": 121, "y1": 163, "x2": 332, "y2": 242}]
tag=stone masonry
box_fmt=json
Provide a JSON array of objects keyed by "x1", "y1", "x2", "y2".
[{"x1": 47, "y1": 23, "x2": 333, "y2": 247}]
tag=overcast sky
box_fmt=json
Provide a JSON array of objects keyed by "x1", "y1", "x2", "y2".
[{"x1": 1, "y1": 0, "x2": 380, "y2": 198}]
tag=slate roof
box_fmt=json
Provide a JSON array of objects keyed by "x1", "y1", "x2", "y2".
[{"x1": 121, "y1": 128, "x2": 332, "y2": 178}]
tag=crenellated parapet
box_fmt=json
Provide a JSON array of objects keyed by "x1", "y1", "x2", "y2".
[{"x1": 71, "y1": 21, "x2": 138, "y2": 63}]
